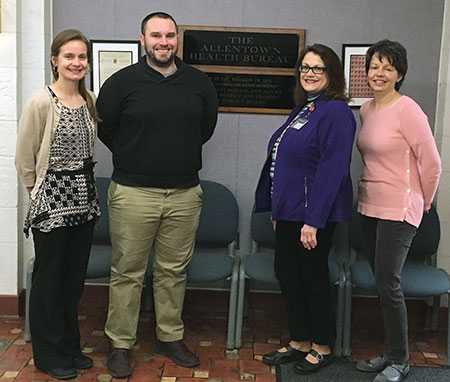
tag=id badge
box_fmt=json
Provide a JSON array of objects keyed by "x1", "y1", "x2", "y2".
[{"x1": 291, "y1": 117, "x2": 308, "y2": 130}]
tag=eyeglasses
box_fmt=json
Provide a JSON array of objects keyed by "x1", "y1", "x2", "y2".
[{"x1": 299, "y1": 65, "x2": 327, "y2": 74}]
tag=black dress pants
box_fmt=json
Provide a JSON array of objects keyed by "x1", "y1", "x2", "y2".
[
  {"x1": 274, "y1": 220, "x2": 335, "y2": 346},
  {"x1": 30, "y1": 221, "x2": 94, "y2": 370}
]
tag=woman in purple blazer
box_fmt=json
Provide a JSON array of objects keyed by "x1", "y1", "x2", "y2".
[{"x1": 255, "y1": 44, "x2": 356, "y2": 374}]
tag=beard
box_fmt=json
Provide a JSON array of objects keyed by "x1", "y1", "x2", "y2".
[{"x1": 144, "y1": 43, "x2": 177, "y2": 68}]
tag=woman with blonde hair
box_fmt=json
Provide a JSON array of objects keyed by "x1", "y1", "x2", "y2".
[{"x1": 16, "y1": 29, "x2": 100, "y2": 380}]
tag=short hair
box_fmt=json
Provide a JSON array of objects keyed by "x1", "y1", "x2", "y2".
[
  {"x1": 294, "y1": 44, "x2": 348, "y2": 106},
  {"x1": 365, "y1": 39, "x2": 408, "y2": 91},
  {"x1": 141, "y1": 12, "x2": 178, "y2": 34}
]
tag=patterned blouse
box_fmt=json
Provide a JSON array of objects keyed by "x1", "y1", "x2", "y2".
[{"x1": 24, "y1": 87, "x2": 100, "y2": 234}]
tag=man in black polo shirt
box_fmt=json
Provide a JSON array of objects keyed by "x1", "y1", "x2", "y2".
[{"x1": 96, "y1": 11, "x2": 218, "y2": 378}]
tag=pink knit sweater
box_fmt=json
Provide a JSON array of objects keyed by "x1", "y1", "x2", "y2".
[{"x1": 357, "y1": 95, "x2": 441, "y2": 227}]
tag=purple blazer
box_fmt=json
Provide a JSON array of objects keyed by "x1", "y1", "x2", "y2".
[{"x1": 254, "y1": 98, "x2": 356, "y2": 229}]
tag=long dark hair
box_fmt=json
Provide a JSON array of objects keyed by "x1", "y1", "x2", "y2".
[
  {"x1": 294, "y1": 44, "x2": 348, "y2": 106},
  {"x1": 50, "y1": 29, "x2": 98, "y2": 121}
]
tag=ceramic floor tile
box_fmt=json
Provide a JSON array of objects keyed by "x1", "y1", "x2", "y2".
[
  {"x1": 211, "y1": 359, "x2": 238, "y2": 370},
  {"x1": 238, "y1": 348, "x2": 254, "y2": 360},
  {"x1": 253, "y1": 343, "x2": 278, "y2": 355},
  {"x1": 239, "y1": 360, "x2": 270, "y2": 375},
  {"x1": 0, "y1": 290, "x2": 448, "y2": 381},
  {"x1": 128, "y1": 368, "x2": 161, "y2": 382},
  {"x1": 2, "y1": 371, "x2": 19, "y2": 378},
  {"x1": 161, "y1": 377, "x2": 176, "y2": 382},
  {"x1": 162, "y1": 364, "x2": 193, "y2": 378},
  {"x1": 255, "y1": 374, "x2": 276, "y2": 382},
  {"x1": 193, "y1": 369, "x2": 209, "y2": 378}
]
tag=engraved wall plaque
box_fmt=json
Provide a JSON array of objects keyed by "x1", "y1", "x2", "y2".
[{"x1": 178, "y1": 26, "x2": 305, "y2": 114}]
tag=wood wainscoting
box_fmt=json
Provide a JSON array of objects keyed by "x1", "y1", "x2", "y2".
[{"x1": 0, "y1": 289, "x2": 25, "y2": 316}]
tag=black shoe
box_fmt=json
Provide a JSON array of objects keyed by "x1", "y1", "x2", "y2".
[
  {"x1": 107, "y1": 348, "x2": 132, "y2": 378},
  {"x1": 294, "y1": 349, "x2": 334, "y2": 374},
  {"x1": 356, "y1": 356, "x2": 389, "y2": 373},
  {"x1": 153, "y1": 340, "x2": 200, "y2": 368},
  {"x1": 262, "y1": 346, "x2": 307, "y2": 366},
  {"x1": 73, "y1": 354, "x2": 93, "y2": 369},
  {"x1": 37, "y1": 366, "x2": 77, "y2": 380},
  {"x1": 374, "y1": 364, "x2": 410, "y2": 382}
]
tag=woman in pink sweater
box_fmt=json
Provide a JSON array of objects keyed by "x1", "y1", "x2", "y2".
[{"x1": 355, "y1": 40, "x2": 441, "y2": 382}]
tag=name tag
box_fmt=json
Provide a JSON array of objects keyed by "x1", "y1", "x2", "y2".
[{"x1": 291, "y1": 117, "x2": 308, "y2": 130}]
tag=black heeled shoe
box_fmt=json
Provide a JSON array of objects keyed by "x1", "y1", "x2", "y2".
[
  {"x1": 262, "y1": 346, "x2": 307, "y2": 366},
  {"x1": 294, "y1": 349, "x2": 334, "y2": 374}
]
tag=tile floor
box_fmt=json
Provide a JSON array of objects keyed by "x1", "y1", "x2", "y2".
[{"x1": 0, "y1": 286, "x2": 448, "y2": 381}]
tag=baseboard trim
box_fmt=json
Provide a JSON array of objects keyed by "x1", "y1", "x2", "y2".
[{"x1": 0, "y1": 289, "x2": 25, "y2": 317}]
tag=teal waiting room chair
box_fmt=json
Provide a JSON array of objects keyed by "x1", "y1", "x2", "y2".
[
  {"x1": 342, "y1": 206, "x2": 450, "y2": 364},
  {"x1": 234, "y1": 210, "x2": 348, "y2": 355}
]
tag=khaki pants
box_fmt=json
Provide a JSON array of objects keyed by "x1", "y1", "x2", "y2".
[{"x1": 104, "y1": 181, "x2": 202, "y2": 349}]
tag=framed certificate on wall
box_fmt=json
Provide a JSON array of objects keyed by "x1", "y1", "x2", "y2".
[{"x1": 90, "y1": 40, "x2": 141, "y2": 95}]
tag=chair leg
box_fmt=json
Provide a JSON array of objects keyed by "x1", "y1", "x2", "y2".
[
  {"x1": 226, "y1": 246, "x2": 239, "y2": 350},
  {"x1": 334, "y1": 276, "x2": 345, "y2": 357},
  {"x1": 24, "y1": 257, "x2": 34, "y2": 342},
  {"x1": 447, "y1": 293, "x2": 450, "y2": 365},
  {"x1": 342, "y1": 278, "x2": 353, "y2": 357},
  {"x1": 431, "y1": 295, "x2": 440, "y2": 331},
  {"x1": 234, "y1": 258, "x2": 247, "y2": 349}
]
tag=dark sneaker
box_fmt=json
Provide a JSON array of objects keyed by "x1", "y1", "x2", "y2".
[
  {"x1": 154, "y1": 340, "x2": 200, "y2": 368},
  {"x1": 106, "y1": 348, "x2": 132, "y2": 378},
  {"x1": 374, "y1": 364, "x2": 410, "y2": 382},
  {"x1": 356, "y1": 356, "x2": 389, "y2": 373},
  {"x1": 36, "y1": 366, "x2": 77, "y2": 380},
  {"x1": 73, "y1": 354, "x2": 93, "y2": 369}
]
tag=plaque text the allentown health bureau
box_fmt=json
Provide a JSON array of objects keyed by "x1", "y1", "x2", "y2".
[
  {"x1": 183, "y1": 30, "x2": 299, "y2": 68},
  {"x1": 178, "y1": 26, "x2": 305, "y2": 114}
]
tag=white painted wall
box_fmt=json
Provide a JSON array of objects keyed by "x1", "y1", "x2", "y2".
[
  {"x1": 435, "y1": 0, "x2": 450, "y2": 273},
  {"x1": 0, "y1": 0, "x2": 51, "y2": 297},
  {"x1": 0, "y1": 0, "x2": 19, "y2": 295},
  {"x1": 16, "y1": 0, "x2": 52, "y2": 292}
]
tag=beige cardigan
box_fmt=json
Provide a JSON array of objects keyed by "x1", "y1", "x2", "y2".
[{"x1": 15, "y1": 88, "x2": 96, "y2": 198}]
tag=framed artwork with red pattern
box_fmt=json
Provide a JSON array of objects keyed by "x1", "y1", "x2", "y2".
[{"x1": 342, "y1": 44, "x2": 374, "y2": 107}]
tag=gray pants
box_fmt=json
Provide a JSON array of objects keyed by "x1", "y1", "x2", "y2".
[{"x1": 360, "y1": 215, "x2": 417, "y2": 363}]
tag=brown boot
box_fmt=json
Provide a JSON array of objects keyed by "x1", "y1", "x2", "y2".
[{"x1": 106, "y1": 348, "x2": 132, "y2": 378}]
